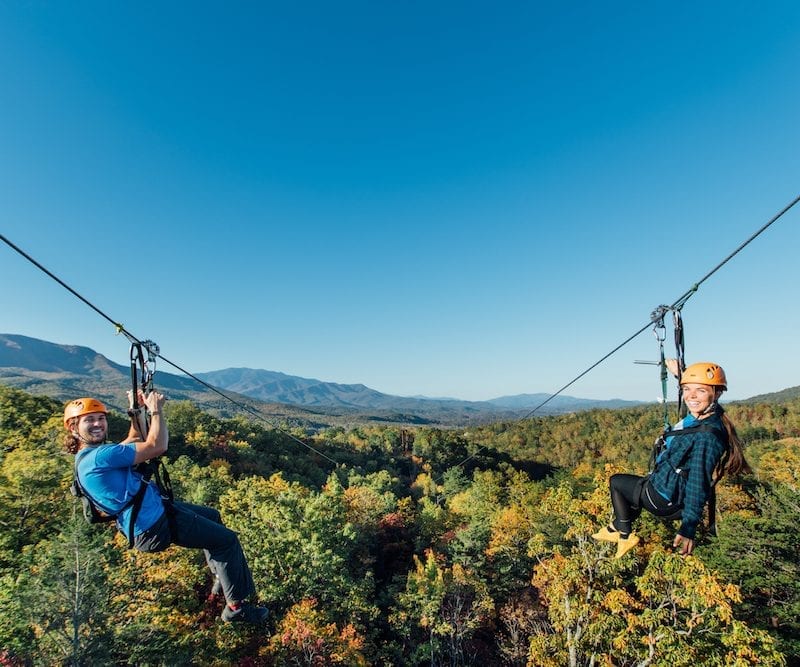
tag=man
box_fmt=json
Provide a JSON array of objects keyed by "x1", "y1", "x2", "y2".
[{"x1": 64, "y1": 392, "x2": 268, "y2": 624}]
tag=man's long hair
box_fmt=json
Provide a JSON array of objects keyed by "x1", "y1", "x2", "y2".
[{"x1": 63, "y1": 417, "x2": 81, "y2": 454}]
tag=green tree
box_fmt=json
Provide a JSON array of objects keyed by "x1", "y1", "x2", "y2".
[
  {"x1": 0, "y1": 386, "x2": 61, "y2": 449},
  {"x1": 0, "y1": 508, "x2": 118, "y2": 666},
  {"x1": 168, "y1": 455, "x2": 236, "y2": 507},
  {"x1": 104, "y1": 542, "x2": 218, "y2": 665},
  {"x1": 391, "y1": 550, "x2": 494, "y2": 666},
  {"x1": 221, "y1": 473, "x2": 378, "y2": 630},
  {"x1": 0, "y1": 423, "x2": 69, "y2": 566},
  {"x1": 703, "y1": 482, "x2": 800, "y2": 659}
]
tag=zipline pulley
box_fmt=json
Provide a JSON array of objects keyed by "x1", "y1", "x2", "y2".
[
  {"x1": 128, "y1": 338, "x2": 173, "y2": 502},
  {"x1": 129, "y1": 339, "x2": 158, "y2": 437},
  {"x1": 636, "y1": 305, "x2": 688, "y2": 431}
]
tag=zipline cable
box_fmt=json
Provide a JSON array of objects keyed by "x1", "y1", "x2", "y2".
[
  {"x1": 2, "y1": 191, "x2": 799, "y2": 474},
  {"x1": 518, "y1": 192, "x2": 800, "y2": 421},
  {"x1": 441, "y1": 192, "x2": 800, "y2": 479},
  {"x1": 1, "y1": 235, "x2": 127, "y2": 333},
  {"x1": 0, "y1": 233, "x2": 338, "y2": 465}
]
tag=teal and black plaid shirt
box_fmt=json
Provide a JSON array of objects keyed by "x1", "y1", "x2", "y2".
[{"x1": 650, "y1": 411, "x2": 727, "y2": 539}]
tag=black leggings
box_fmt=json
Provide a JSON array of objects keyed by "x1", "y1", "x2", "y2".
[{"x1": 610, "y1": 473, "x2": 681, "y2": 536}]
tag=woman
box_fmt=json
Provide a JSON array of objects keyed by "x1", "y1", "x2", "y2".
[
  {"x1": 64, "y1": 392, "x2": 269, "y2": 624},
  {"x1": 592, "y1": 361, "x2": 749, "y2": 558}
]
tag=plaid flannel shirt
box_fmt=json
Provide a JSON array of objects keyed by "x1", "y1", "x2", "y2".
[{"x1": 650, "y1": 411, "x2": 727, "y2": 539}]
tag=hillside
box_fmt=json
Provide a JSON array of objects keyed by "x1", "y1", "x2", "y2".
[
  {"x1": 195, "y1": 366, "x2": 643, "y2": 414},
  {"x1": 0, "y1": 334, "x2": 517, "y2": 426},
  {"x1": 5, "y1": 333, "x2": 797, "y2": 427},
  {"x1": 1, "y1": 333, "x2": 643, "y2": 426},
  {"x1": 0, "y1": 334, "x2": 344, "y2": 428},
  {"x1": 740, "y1": 385, "x2": 800, "y2": 403}
]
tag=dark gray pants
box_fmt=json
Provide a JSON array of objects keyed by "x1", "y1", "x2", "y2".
[{"x1": 134, "y1": 501, "x2": 256, "y2": 605}]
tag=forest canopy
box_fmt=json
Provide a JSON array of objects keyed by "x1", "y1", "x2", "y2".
[{"x1": 0, "y1": 384, "x2": 797, "y2": 666}]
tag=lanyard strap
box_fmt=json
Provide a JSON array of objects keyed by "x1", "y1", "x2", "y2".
[{"x1": 129, "y1": 340, "x2": 159, "y2": 438}]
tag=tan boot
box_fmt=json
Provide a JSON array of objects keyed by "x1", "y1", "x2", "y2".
[
  {"x1": 591, "y1": 526, "x2": 620, "y2": 543},
  {"x1": 615, "y1": 532, "x2": 640, "y2": 559}
]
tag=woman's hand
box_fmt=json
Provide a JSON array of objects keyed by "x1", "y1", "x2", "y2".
[
  {"x1": 673, "y1": 533, "x2": 694, "y2": 555},
  {"x1": 665, "y1": 358, "x2": 680, "y2": 378}
]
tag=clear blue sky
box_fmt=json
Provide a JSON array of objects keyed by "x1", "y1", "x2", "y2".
[{"x1": 2, "y1": 2, "x2": 799, "y2": 403}]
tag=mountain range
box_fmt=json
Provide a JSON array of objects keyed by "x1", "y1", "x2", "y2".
[{"x1": 1, "y1": 333, "x2": 642, "y2": 427}]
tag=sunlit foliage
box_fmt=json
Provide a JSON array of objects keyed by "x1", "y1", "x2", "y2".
[{"x1": 1, "y1": 384, "x2": 798, "y2": 664}]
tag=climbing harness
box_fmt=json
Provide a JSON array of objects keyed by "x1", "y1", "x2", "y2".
[
  {"x1": 637, "y1": 417, "x2": 729, "y2": 535},
  {"x1": 650, "y1": 420, "x2": 726, "y2": 488}
]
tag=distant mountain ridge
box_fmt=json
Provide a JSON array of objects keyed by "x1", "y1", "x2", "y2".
[
  {"x1": 196, "y1": 368, "x2": 392, "y2": 408},
  {"x1": 0, "y1": 334, "x2": 229, "y2": 413},
  {"x1": 3, "y1": 333, "x2": 797, "y2": 426},
  {"x1": 196, "y1": 367, "x2": 643, "y2": 413}
]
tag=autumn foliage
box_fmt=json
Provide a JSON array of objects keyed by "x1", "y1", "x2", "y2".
[{"x1": 0, "y1": 385, "x2": 797, "y2": 665}]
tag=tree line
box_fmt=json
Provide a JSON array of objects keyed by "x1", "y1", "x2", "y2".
[{"x1": 0, "y1": 384, "x2": 798, "y2": 665}]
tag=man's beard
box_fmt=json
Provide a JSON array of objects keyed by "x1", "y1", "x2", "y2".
[{"x1": 81, "y1": 429, "x2": 106, "y2": 445}]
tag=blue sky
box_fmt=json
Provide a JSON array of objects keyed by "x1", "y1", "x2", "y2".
[{"x1": 2, "y1": 2, "x2": 799, "y2": 403}]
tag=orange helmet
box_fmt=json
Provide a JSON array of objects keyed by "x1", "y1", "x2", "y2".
[
  {"x1": 63, "y1": 397, "x2": 108, "y2": 428},
  {"x1": 680, "y1": 362, "x2": 727, "y2": 390}
]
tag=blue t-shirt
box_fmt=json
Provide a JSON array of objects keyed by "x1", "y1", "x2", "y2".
[{"x1": 75, "y1": 444, "x2": 165, "y2": 536}]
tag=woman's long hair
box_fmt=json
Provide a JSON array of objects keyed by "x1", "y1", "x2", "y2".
[{"x1": 716, "y1": 404, "x2": 751, "y2": 480}]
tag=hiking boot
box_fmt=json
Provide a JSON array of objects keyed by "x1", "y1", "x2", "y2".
[
  {"x1": 591, "y1": 526, "x2": 620, "y2": 543},
  {"x1": 221, "y1": 601, "x2": 270, "y2": 624},
  {"x1": 615, "y1": 533, "x2": 640, "y2": 559}
]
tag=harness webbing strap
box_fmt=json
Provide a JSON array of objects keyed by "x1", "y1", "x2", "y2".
[
  {"x1": 123, "y1": 481, "x2": 150, "y2": 548},
  {"x1": 648, "y1": 304, "x2": 689, "y2": 429},
  {"x1": 672, "y1": 309, "x2": 687, "y2": 418},
  {"x1": 136, "y1": 457, "x2": 174, "y2": 502},
  {"x1": 129, "y1": 342, "x2": 151, "y2": 439},
  {"x1": 650, "y1": 306, "x2": 671, "y2": 431}
]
